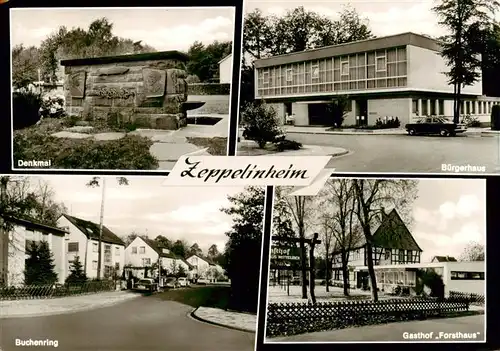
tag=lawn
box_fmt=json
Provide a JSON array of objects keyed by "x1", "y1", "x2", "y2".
[
  {"x1": 157, "y1": 285, "x2": 230, "y2": 310},
  {"x1": 187, "y1": 137, "x2": 228, "y2": 155}
]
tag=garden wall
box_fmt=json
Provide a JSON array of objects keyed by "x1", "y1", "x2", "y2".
[
  {"x1": 61, "y1": 51, "x2": 191, "y2": 130},
  {"x1": 187, "y1": 94, "x2": 230, "y2": 115},
  {"x1": 188, "y1": 83, "x2": 230, "y2": 95}
]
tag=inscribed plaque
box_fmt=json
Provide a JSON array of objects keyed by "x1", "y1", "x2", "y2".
[{"x1": 142, "y1": 68, "x2": 166, "y2": 98}]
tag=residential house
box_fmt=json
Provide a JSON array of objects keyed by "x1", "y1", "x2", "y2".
[
  {"x1": 186, "y1": 254, "x2": 225, "y2": 281},
  {"x1": 331, "y1": 209, "x2": 485, "y2": 297},
  {"x1": 331, "y1": 208, "x2": 422, "y2": 291},
  {"x1": 431, "y1": 255, "x2": 457, "y2": 262},
  {"x1": 218, "y1": 54, "x2": 233, "y2": 84},
  {"x1": 254, "y1": 32, "x2": 500, "y2": 127},
  {"x1": 124, "y1": 236, "x2": 193, "y2": 280},
  {"x1": 57, "y1": 214, "x2": 125, "y2": 280},
  {"x1": 0, "y1": 216, "x2": 68, "y2": 286}
]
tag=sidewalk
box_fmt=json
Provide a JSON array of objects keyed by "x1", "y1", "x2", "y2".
[
  {"x1": 237, "y1": 140, "x2": 348, "y2": 157},
  {"x1": 285, "y1": 125, "x2": 495, "y2": 136},
  {"x1": 192, "y1": 307, "x2": 257, "y2": 333},
  {"x1": 0, "y1": 291, "x2": 140, "y2": 319}
]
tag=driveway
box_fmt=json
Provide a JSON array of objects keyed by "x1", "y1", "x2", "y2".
[
  {"x1": 0, "y1": 295, "x2": 255, "y2": 351},
  {"x1": 268, "y1": 314, "x2": 485, "y2": 343},
  {"x1": 286, "y1": 133, "x2": 500, "y2": 174}
]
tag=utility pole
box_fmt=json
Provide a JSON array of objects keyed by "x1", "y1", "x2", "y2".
[
  {"x1": 0, "y1": 177, "x2": 8, "y2": 286},
  {"x1": 97, "y1": 177, "x2": 106, "y2": 280}
]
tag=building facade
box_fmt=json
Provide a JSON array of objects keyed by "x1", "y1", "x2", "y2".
[
  {"x1": 253, "y1": 32, "x2": 500, "y2": 127},
  {"x1": 1, "y1": 216, "x2": 68, "y2": 286},
  {"x1": 58, "y1": 214, "x2": 125, "y2": 280},
  {"x1": 218, "y1": 54, "x2": 233, "y2": 84}
]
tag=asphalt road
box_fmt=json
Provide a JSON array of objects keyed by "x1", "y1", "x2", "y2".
[
  {"x1": 269, "y1": 314, "x2": 485, "y2": 343},
  {"x1": 0, "y1": 295, "x2": 255, "y2": 351},
  {"x1": 287, "y1": 133, "x2": 500, "y2": 174}
]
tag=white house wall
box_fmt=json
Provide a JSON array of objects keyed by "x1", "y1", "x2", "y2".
[
  {"x1": 8, "y1": 224, "x2": 66, "y2": 286},
  {"x1": 367, "y1": 98, "x2": 412, "y2": 126},
  {"x1": 407, "y1": 45, "x2": 482, "y2": 95},
  {"x1": 124, "y1": 237, "x2": 159, "y2": 268},
  {"x1": 219, "y1": 56, "x2": 233, "y2": 84}
]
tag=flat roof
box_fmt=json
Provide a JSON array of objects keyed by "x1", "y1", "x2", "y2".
[
  {"x1": 61, "y1": 50, "x2": 189, "y2": 67},
  {"x1": 254, "y1": 32, "x2": 441, "y2": 69}
]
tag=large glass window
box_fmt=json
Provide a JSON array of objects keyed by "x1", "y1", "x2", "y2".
[{"x1": 256, "y1": 46, "x2": 407, "y2": 97}]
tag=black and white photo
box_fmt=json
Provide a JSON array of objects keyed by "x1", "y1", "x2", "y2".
[
  {"x1": 237, "y1": 0, "x2": 500, "y2": 175},
  {"x1": 0, "y1": 175, "x2": 263, "y2": 350},
  {"x1": 264, "y1": 178, "x2": 486, "y2": 343},
  {"x1": 10, "y1": 7, "x2": 235, "y2": 171}
]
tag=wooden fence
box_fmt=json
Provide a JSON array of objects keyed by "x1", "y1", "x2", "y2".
[
  {"x1": 266, "y1": 298, "x2": 469, "y2": 337},
  {"x1": 449, "y1": 291, "x2": 485, "y2": 306},
  {"x1": 0, "y1": 281, "x2": 116, "y2": 300}
]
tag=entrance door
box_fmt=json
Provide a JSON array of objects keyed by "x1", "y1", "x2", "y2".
[
  {"x1": 308, "y1": 103, "x2": 330, "y2": 125},
  {"x1": 356, "y1": 271, "x2": 369, "y2": 289},
  {"x1": 356, "y1": 100, "x2": 368, "y2": 126}
]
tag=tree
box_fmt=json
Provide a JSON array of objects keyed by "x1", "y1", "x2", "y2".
[
  {"x1": 433, "y1": 0, "x2": 499, "y2": 123},
  {"x1": 86, "y1": 177, "x2": 128, "y2": 280},
  {"x1": 243, "y1": 9, "x2": 274, "y2": 59},
  {"x1": 220, "y1": 186, "x2": 265, "y2": 312},
  {"x1": 186, "y1": 40, "x2": 232, "y2": 82},
  {"x1": 66, "y1": 256, "x2": 88, "y2": 284},
  {"x1": 319, "y1": 179, "x2": 363, "y2": 295},
  {"x1": 207, "y1": 244, "x2": 220, "y2": 258},
  {"x1": 326, "y1": 95, "x2": 350, "y2": 128},
  {"x1": 277, "y1": 187, "x2": 317, "y2": 300},
  {"x1": 170, "y1": 240, "x2": 189, "y2": 258},
  {"x1": 24, "y1": 241, "x2": 58, "y2": 285},
  {"x1": 177, "y1": 264, "x2": 187, "y2": 278},
  {"x1": 459, "y1": 241, "x2": 485, "y2": 261},
  {"x1": 189, "y1": 243, "x2": 203, "y2": 257},
  {"x1": 154, "y1": 235, "x2": 172, "y2": 250},
  {"x1": 12, "y1": 45, "x2": 41, "y2": 89},
  {"x1": 352, "y1": 179, "x2": 418, "y2": 301},
  {"x1": 169, "y1": 260, "x2": 179, "y2": 277}
]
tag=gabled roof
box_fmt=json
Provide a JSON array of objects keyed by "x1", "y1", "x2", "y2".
[
  {"x1": 61, "y1": 214, "x2": 124, "y2": 246},
  {"x1": 188, "y1": 254, "x2": 218, "y2": 266},
  {"x1": 432, "y1": 255, "x2": 457, "y2": 262},
  {"x1": 136, "y1": 237, "x2": 194, "y2": 268},
  {"x1": 218, "y1": 54, "x2": 232, "y2": 64},
  {"x1": 371, "y1": 209, "x2": 422, "y2": 252},
  {"x1": 2, "y1": 215, "x2": 68, "y2": 236}
]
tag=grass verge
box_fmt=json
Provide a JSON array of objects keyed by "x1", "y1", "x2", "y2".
[
  {"x1": 186, "y1": 137, "x2": 228, "y2": 155},
  {"x1": 157, "y1": 286, "x2": 230, "y2": 310}
]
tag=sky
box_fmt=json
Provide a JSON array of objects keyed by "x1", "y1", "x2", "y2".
[
  {"x1": 18, "y1": 175, "x2": 252, "y2": 254},
  {"x1": 411, "y1": 178, "x2": 486, "y2": 262},
  {"x1": 10, "y1": 7, "x2": 235, "y2": 52},
  {"x1": 245, "y1": 0, "x2": 500, "y2": 39}
]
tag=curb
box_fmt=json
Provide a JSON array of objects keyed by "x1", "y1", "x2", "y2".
[
  {"x1": 328, "y1": 149, "x2": 349, "y2": 157},
  {"x1": 0, "y1": 294, "x2": 140, "y2": 319},
  {"x1": 190, "y1": 307, "x2": 256, "y2": 334},
  {"x1": 286, "y1": 129, "x2": 405, "y2": 136}
]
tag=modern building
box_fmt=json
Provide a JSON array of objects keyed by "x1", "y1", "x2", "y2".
[
  {"x1": 57, "y1": 214, "x2": 125, "y2": 280},
  {"x1": 124, "y1": 236, "x2": 193, "y2": 280},
  {"x1": 0, "y1": 216, "x2": 68, "y2": 286},
  {"x1": 331, "y1": 208, "x2": 485, "y2": 297},
  {"x1": 218, "y1": 54, "x2": 233, "y2": 84},
  {"x1": 253, "y1": 32, "x2": 500, "y2": 127}
]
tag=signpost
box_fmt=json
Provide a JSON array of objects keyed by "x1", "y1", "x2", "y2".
[{"x1": 271, "y1": 234, "x2": 321, "y2": 302}]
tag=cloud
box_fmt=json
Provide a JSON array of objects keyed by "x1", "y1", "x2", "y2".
[
  {"x1": 453, "y1": 223, "x2": 484, "y2": 245},
  {"x1": 438, "y1": 194, "x2": 481, "y2": 220},
  {"x1": 413, "y1": 207, "x2": 448, "y2": 231}
]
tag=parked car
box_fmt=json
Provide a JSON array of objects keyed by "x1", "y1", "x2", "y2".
[
  {"x1": 405, "y1": 116, "x2": 467, "y2": 136},
  {"x1": 177, "y1": 277, "x2": 190, "y2": 287},
  {"x1": 197, "y1": 278, "x2": 209, "y2": 285},
  {"x1": 134, "y1": 278, "x2": 158, "y2": 292},
  {"x1": 164, "y1": 277, "x2": 180, "y2": 288}
]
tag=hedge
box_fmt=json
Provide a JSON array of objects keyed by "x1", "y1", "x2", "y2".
[{"x1": 188, "y1": 83, "x2": 231, "y2": 95}]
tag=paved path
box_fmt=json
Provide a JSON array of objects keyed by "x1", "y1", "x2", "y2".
[
  {"x1": 285, "y1": 132, "x2": 500, "y2": 174},
  {"x1": 269, "y1": 315, "x2": 485, "y2": 342},
  {"x1": 194, "y1": 307, "x2": 257, "y2": 332},
  {"x1": 0, "y1": 291, "x2": 139, "y2": 318},
  {"x1": 237, "y1": 140, "x2": 348, "y2": 157},
  {"x1": 0, "y1": 295, "x2": 255, "y2": 351}
]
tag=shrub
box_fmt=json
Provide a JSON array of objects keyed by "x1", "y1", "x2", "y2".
[
  {"x1": 13, "y1": 130, "x2": 159, "y2": 170},
  {"x1": 40, "y1": 94, "x2": 66, "y2": 119},
  {"x1": 12, "y1": 87, "x2": 42, "y2": 130},
  {"x1": 491, "y1": 105, "x2": 500, "y2": 131},
  {"x1": 241, "y1": 102, "x2": 281, "y2": 148},
  {"x1": 461, "y1": 114, "x2": 481, "y2": 127},
  {"x1": 374, "y1": 117, "x2": 401, "y2": 129},
  {"x1": 274, "y1": 139, "x2": 302, "y2": 152},
  {"x1": 326, "y1": 95, "x2": 350, "y2": 127}
]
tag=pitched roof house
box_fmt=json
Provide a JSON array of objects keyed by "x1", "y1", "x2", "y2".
[
  {"x1": 124, "y1": 236, "x2": 193, "y2": 279},
  {"x1": 57, "y1": 214, "x2": 125, "y2": 280},
  {"x1": 432, "y1": 255, "x2": 458, "y2": 262}
]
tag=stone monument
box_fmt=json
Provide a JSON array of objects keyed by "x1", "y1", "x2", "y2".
[{"x1": 61, "y1": 51, "x2": 205, "y2": 130}]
